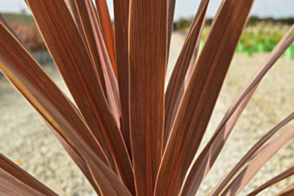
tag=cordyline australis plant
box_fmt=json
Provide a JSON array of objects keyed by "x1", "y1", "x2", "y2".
[{"x1": 1, "y1": 0, "x2": 294, "y2": 195}]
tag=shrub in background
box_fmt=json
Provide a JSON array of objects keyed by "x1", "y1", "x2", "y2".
[{"x1": 0, "y1": 0, "x2": 294, "y2": 195}]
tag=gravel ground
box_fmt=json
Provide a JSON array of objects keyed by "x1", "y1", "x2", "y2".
[{"x1": 1, "y1": 33, "x2": 294, "y2": 196}]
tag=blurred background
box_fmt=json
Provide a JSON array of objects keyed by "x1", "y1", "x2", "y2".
[
  {"x1": 0, "y1": 0, "x2": 294, "y2": 196},
  {"x1": 2, "y1": 0, "x2": 294, "y2": 60}
]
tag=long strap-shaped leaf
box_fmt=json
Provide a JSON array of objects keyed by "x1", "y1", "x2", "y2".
[
  {"x1": 181, "y1": 26, "x2": 294, "y2": 196},
  {"x1": 25, "y1": 1, "x2": 134, "y2": 192},
  {"x1": 248, "y1": 166, "x2": 294, "y2": 196},
  {"x1": 210, "y1": 114, "x2": 294, "y2": 195},
  {"x1": 129, "y1": 0, "x2": 167, "y2": 195},
  {"x1": 207, "y1": 119, "x2": 294, "y2": 196},
  {"x1": 95, "y1": 0, "x2": 116, "y2": 76},
  {"x1": 66, "y1": 0, "x2": 107, "y2": 96},
  {"x1": 164, "y1": 0, "x2": 209, "y2": 146},
  {"x1": 154, "y1": 1, "x2": 254, "y2": 195},
  {"x1": 0, "y1": 154, "x2": 57, "y2": 196},
  {"x1": 0, "y1": 13, "x2": 29, "y2": 51},
  {"x1": 25, "y1": 0, "x2": 115, "y2": 168},
  {"x1": 91, "y1": 0, "x2": 123, "y2": 129},
  {"x1": 73, "y1": 0, "x2": 122, "y2": 131},
  {"x1": 210, "y1": 113, "x2": 294, "y2": 196},
  {"x1": 167, "y1": 0, "x2": 176, "y2": 60},
  {"x1": 0, "y1": 169, "x2": 47, "y2": 196},
  {"x1": 207, "y1": 36, "x2": 294, "y2": 196},
  {"x1": 113, "y1": 0, "x2": 132, "y2": 156},
  {"x1": 0, "y1": 17, "x2": 103, "y2": 194},
  {"x1": 275, "y1": 184, "x2": 294, "y2": 196},
  {"x1": 186, "y1": 12, "x2": 206, "y2": 77},
  {"x1": 221, "y1": 124, "x2": 294, "y2": 195},
  {"x1": 0, "y1": 60, "x2": 131, "y2": 195},
  {"x1": 181, "y1": 13, "x2": 207, "y2": 98},
  {"x1": 0, "y1": 29, "x2": 104, "y2": 196},
  {"x1": 47, "y1": 124, "x2": 101, "y2": 195},
  {"x1": 0, "y1": 23, "x2": 109, "y2": 170},
  {"x1": 52, "y1": 1, "x2": 121, "y2": 130},
  {"x1": 183, "y1": 10, "x2": 207, "y2": 90},
  {"x1": 0, "y1": 18, "x2": 102, "y2": 192}
]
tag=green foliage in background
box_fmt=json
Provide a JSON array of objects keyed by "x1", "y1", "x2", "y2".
[
  {"x1": 2, "y1": 13, "x2": 35, "y2": 25},
  {"x1": 197, "y1": 22, "x2": 294, "y2": 57}
]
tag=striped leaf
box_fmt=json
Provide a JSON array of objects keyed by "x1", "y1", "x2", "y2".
[
  {"x1": 129, "y1": 0, "x2": 167, "y2": 194},
  {"x1": 164, "y1": 0, "x2": 209, "y2": 146},
  {"x1": 222, "y1": 124, "x2": 294, "y2": 195},
  {"x1": 113, "y1": 0, "x2": 132, "y2": 156},
  {"x1": 25, "y1": 1, "x2": 134, "y2": 193},
  {"x1": 0, "y1": 154, "x2": 57, "y2": 196},
  {"x1": 155, "y1": 1, "x2": 254, "y2": 195},
  {"x1": 181, "y1": 26, "x2": 294, "y2": 196},
  {"x1": 248, "y1": 166, "x2": 294, "y2": 196},
  {"x1": 95, "y1": 0, "x2": 116, "y2": 75}
]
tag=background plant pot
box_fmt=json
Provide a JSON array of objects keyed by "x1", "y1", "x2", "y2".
[
  {"x1": 256, "y1": 42, "x2": 265, "y2": 52},
  {"x1": 236, "y1": 42, "x2": 244, "y2": 52},
  {"x1": 245, "y1": 49, "x2": 253, "y2": 57},
  {"x1": 285, "y1": 43, "x2": 294, "y2": 60}
]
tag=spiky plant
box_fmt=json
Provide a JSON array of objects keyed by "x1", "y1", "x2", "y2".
[{"x1": 0, "y1": 0, "x2": 294, "y2": 195}]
